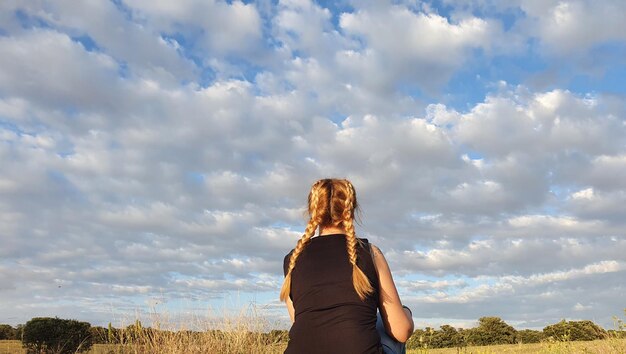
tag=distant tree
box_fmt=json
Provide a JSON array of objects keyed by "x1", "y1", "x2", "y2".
[
  {"x1": 406, "y1": 325, "x2": 466, "y2": 349},
  {"x1": 15, "y1": 324, "x2": 24, "y2": 340},
  {"x1": 435, "y1": 325, "x2": 466, "y2": 348},
  {"x1": 21, "y1": 317, "x2": 93, "y2": 354},
  {"x1": 516, "y1": 329, "x2": 544, "y2": 343},
  {"x1": 403, "y1": 315, "x2": 617, "y2": 349},
  {"x1": 406, "y1": 327, "x2": 435, "y2": 350},
  {"x1": 457, "y1": 328, "x2": 472, "y2": 347},
  {"x1": 466, "y1": 317, "x2": 517, "y2": 346},
  {"x1": 543, "y1": 320, "x2": 607, "y2": 341},
  {"x1": 574, "y1": 320, "x2": 608, "y2": 340},
  {"x1": 0, "y1": 324, "x2": 16, "y2": 340}
]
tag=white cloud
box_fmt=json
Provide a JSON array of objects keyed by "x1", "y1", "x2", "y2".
[
  {"x1": 37, "y1": 0, "x2": 194, "y2": 82},
  {"x1": 123, "y1": 0, "x2": 264, "y2": 57},
  {"x1": 573, "y1": 302, "x2": 592, "y2": 312},
  {"x1": 0, "y1": 30, "x2": 123, "y2": 110},
  {"x1": 339, "y1": 4, "x2": 501, "y2": 93},
  {"x1": 518, "y1": 0, "x2": 626, "y2": 55},
  {"x1": 274, "y1": 0, "x2": 348, "y2": 59},
  {"x1": 397, "y1": 279, "x2": 468, "y2": 293},
  {"x1": 0, "y1": 1, "x2": 625, "y2": 331},
  {"x1": 584, "y1": 155, "x2": 626, "y2": 191},
  {"x1": 391, "y1": 235, "x2": 625, "y2": 277},
  {"x1": 567, "y1": 189, "x2": 626, "y2": 222},
  {"x1": 402, "y1": 262, "x2": 625, "y2": 328}
]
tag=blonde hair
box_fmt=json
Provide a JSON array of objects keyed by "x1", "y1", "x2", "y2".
[{"x1": 279, "y1": 179, "x2": 374, "y2": 302}]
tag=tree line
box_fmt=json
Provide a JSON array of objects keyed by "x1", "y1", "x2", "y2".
[
  {"x1": 405, "y1": 316, "x2": 624, "y2": 349},
  {"x1": 0, "y1": 315, "x2": 624, "y2": 353}
]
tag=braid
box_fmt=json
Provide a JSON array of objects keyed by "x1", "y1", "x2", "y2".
[
  {"x1": 279, "y1": 181, "x2": 325, "y2": 302},
  {"x1": 343, "y1": 180, "x2": 373, "y2": 301}
]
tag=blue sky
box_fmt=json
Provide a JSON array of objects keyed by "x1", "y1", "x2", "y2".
[{"x1": 0, "y1": 0, "x2": 625, "y2": 330}]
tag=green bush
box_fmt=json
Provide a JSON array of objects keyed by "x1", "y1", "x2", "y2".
[
  {"x1": 543, "y1": 319, "x2": 607, "y2": 341},
  {"x1": 16, "y1": 324, "x2": 25, "y2": 340},
  {"x1": 516, "y1": 329, "x2": 544, "y2": 343},
  {"x1": 21, "y1": 317, "x2": 93, "y2": 354},
  {"x1": 89, "y1": 326, "x2": 108, "y2": 344},
  {"x1": 465, "y1": 316, "x2": 517, "y2": 346},
  {"x1": 0, "y1": 324, "x2": 17, "y2": 340},
  {"x1": 431, "y1": 325, "x2": 464, "y2": 348},
  {"x1": 406, "y1": 327, "x2": 434, "y2": 349}
]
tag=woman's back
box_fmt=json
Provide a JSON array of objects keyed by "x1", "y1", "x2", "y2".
[{"x1": 283, "y1": 234, "x2": 382, "y2": 354}]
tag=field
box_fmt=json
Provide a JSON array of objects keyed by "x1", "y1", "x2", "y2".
[
  {"x1": 2, "y1": 338, "x2": 626, "y2": 354},
  {"x1": 407, "y1": 338, "x2": 626, "y2": 353}
]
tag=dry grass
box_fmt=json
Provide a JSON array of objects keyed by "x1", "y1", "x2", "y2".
[
  {"x1": 1, "y1": 306, "x2": 288, "y2": 354},
  {"x1": 0, "y1": 340, "x2": 22, "y2": 354},
  {"x1": 106, "y1": 328, "x2": 286, "y2": 354},
  {"x1": 94, "y1": 306, "x2": 288, "y2": 354}
]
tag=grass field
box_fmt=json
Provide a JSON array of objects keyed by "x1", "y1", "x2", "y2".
[
  {"x1": 2, "y1": 338, "x2": 625, "y2": 354},
  {"x1": 406, "y1": 338, "x2": 626, "y2": 353}
]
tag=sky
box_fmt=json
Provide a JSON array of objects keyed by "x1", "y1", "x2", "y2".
[{"x1": 0, "y1": 0, "x2": 625, "y2": 331}]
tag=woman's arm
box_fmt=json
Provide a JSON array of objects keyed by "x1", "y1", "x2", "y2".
[
  {"x1": 371, "y1": 244, "x2": 415, "y2": 342},
  {"x1": 286, "y1": 295, "x2": 295, "y2": 323}
]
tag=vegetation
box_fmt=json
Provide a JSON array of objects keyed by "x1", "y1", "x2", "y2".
[
  {"x1": 516, "y1": 329, "x2": 544, "y2": 344},
  {"x1": 467, "y1": 316, "x2": 518, "y2": 345},
  {"x1": 406, "y1": 317, "x2": 519, "y2": 350},
  {"x1": 543, "y1": 319, "x2": 607, "y2": 342},
  {"x1": 21, "y1": 317, "x2": 92, "y2": 354},
  {"x1": 0, "y1": 325, "x2": 17, "y2": 340},
  {"x1": 405, "y1": 314, "x2": 624, "y2": 351},
  {"x1": 0, "y1": 309, "x2": 623, "y2": 353},
  {"x1": 406, "y1": 339, "x2": 626, "y2": 353}
]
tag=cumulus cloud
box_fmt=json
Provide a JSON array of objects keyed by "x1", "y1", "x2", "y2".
[
  {"x1": 4, "y1": 1, "x2": 195, "y2": 85},
  {"x1": 517, "y1": 0, "x2": 626, "y2": 55},
  {"x1": 442, "y1": 0, "x2": 626, "y2": 56},
  {"x1": 124, "y1": 0, "x2": 265, "y2": 58},
  {"x1": 339, "y1": 3, "x2": 501, "y2": 93},
  {"x1": 0, "y1": 0, "x2": 625, "y2": 330},
  {"x1": 0, "y1": 30, "x2": 124, "y2": 111},
  {"x1": 402, "y1": 261, "x2": 626, "y2": 328}
]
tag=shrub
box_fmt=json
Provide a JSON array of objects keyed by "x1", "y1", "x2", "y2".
[
  {"x1": 21, "y1": 317, "x2": 93, "y2": 354},
  {"x1": 465, "y1": 316, "x2": 517, "y2": 346},
  {"x1": 406, "y1": 327, "x2": 435, "y2": 349},
  {"x1": 516, "y1": 329, "x2": 544, "y2": 343},
  {"x1": 16, "y1": 324, "x2": 24, "y2": 340},
  {"x1": 543, "y1": 319, "x2": 607, "y2": 341},
  {"x1": 431, "y1": 325, "x2": 464, "y2": 348},
  {"x1": 0, "y1": 324, "x2": 17, "y2": 340},
  {"x1": 89, "y1": 326, "x2": 108, "y2": 344},
  {"x1": 406, "y1": 326, "x2": 466, "y2": 349}
]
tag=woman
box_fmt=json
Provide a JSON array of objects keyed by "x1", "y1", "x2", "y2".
[{"x1": 281, "y1": 178, "x2": 414, "y2": 354}]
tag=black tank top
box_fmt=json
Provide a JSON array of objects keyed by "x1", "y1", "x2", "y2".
[{"x1": 282, "y1": 234, "x2": 382, "y2": 354}]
